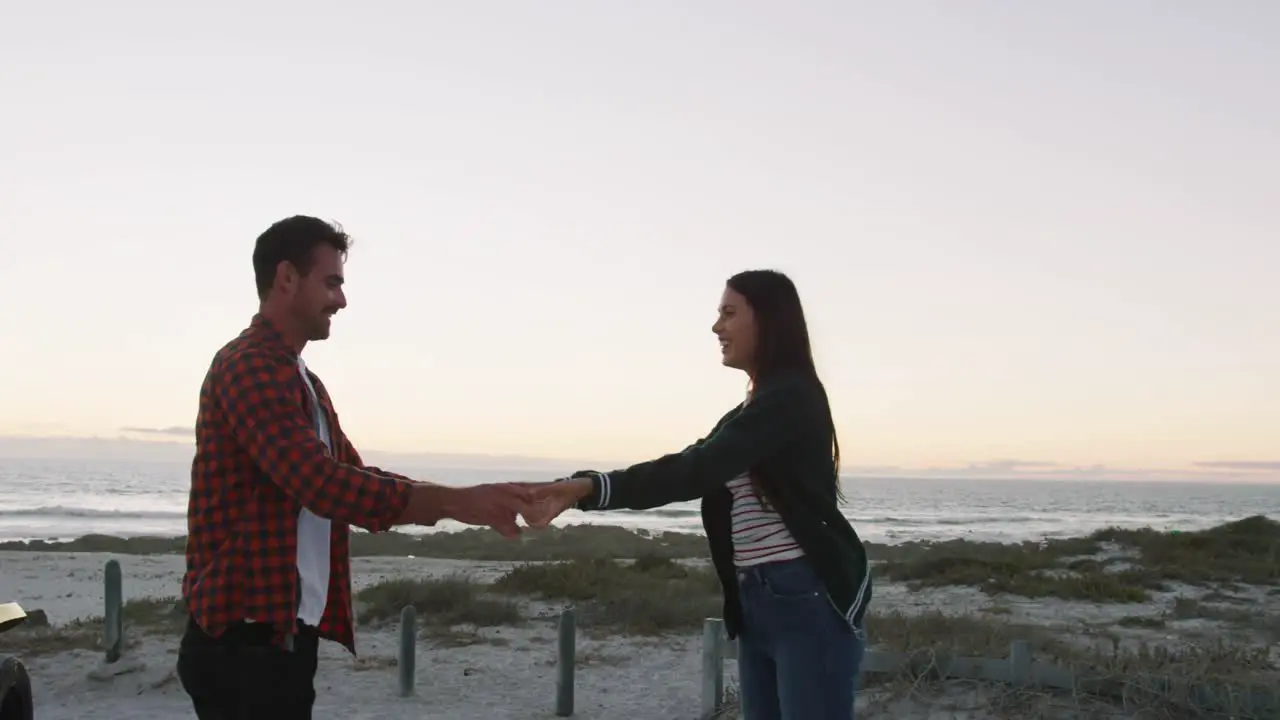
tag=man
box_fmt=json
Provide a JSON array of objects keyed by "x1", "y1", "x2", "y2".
[{"x1": 177, "y1": 216, "x2": 534, "y2": 719}]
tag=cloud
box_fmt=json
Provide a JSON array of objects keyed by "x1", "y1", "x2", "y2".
[
  {"x1": 843, "y1": 464, "x2": 906, "y2": 474},
  {"x1": 842, "y1": 460, "x2": 1279, "y2": 483},
  {"x1": 13, "y1": 422, "x2": 72, "y2": 433},
  {"x1": 1195, "y1": 461, "x2": 1280, "y2": 472},
  {"x1": 960, "y1": 459, "x2": 1061, "y2": 473},
  {"x1": 120, "y1": 426, "x2": 194, "y2": 437},
  {"x1": 850, "y1": 459, "x2": 1091, "y2": 479}
]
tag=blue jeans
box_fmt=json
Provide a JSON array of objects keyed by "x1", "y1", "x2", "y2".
[{"x1": 736, "y1": 557, "x2": 866, "y2": 720}]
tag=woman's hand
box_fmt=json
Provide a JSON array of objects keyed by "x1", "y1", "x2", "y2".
[{"x1": 523, "y1": 477, "x2": 594, "y2": 528}]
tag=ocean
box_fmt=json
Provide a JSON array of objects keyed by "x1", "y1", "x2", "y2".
[{"x1": 2, "y1": 457, "x2": 1279, "y2": 545}]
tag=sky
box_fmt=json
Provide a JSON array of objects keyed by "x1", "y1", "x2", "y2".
[{"x1": 1, "y1": 1, "x2": 1276, "y2": 481}]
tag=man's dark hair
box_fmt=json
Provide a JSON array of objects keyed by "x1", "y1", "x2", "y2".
[{"x1": 252, "y1": 216, "x2": 352, "y2": 300}]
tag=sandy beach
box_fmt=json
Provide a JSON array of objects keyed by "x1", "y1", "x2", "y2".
[
  {"x1": 2, "y1": 520, "x2": 1278, "y2": 719},
  {"x1": 5, "y1": 552, "x2": 714, "y2": 720}
]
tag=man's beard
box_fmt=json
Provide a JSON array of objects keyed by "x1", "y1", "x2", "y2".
[{"x1": 306, "y1": 314, "x2": 332, "y2": 341}]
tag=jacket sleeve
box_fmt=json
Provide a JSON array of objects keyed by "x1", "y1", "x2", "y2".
[
  {"x1": 214, "y1": 349, "x2": 412, "y2": 531},
  {"x1": 575, "y1": 378, "x2": 815, "y2": 511}
]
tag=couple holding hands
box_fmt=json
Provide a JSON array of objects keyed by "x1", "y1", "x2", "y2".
[
  {"x1": 178, "y1": 216, "x2": 873, "y2": 720},
  {"x1": 448, "y1": 475, "x2": 597, "y2": 537}
]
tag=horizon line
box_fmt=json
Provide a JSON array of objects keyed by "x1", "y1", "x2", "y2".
[{"x1": 1, "y1": 433, "x2": 1278, "y2": 484}]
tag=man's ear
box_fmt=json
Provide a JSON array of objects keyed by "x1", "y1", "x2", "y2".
[{"x1": 276, "y1": 260, "x2": 299, "y2": 294}]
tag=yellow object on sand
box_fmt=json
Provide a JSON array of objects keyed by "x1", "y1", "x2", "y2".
[{"x1": 0, "y1": 602, "x2": 27, "y2": 633}]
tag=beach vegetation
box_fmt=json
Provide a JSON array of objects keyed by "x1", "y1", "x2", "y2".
[
  {"x1": 866, "y1": 608, "x2": 1278, "y2": 679},
  {"x1": 355, "y1": 574, "x2": 521, "y2": 636},
  {"x1": 873, "y1": 515, "x2": 1280, "y2": 602},
  {"x1": 0, "y1": 524, "x2": 712, "y2": 561},
  {"x1": 492, "y1": 556, "x2": 723, "y2": 635}
]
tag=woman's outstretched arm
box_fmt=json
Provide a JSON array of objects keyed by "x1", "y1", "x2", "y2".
[{"x1": 543, "y1": 375, "x2": 818, "y2": 514}]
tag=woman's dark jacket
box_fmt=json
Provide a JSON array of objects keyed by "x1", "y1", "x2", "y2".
[{"x1": 570, "y1": 371, "x2": 872, "y2": 638}]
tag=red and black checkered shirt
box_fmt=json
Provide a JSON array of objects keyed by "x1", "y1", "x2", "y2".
[{"x1": 183, "y1": 314, "x2": 412, "y2": 653}]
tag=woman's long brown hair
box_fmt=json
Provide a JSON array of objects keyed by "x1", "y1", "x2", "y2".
[{"x1": 728, "y1": 269, "x2": 843, "y2": 507}]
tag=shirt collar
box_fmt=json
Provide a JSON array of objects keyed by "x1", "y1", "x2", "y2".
[{"x1": 247, "y1": 313, "x2": 297, "y2": 358}]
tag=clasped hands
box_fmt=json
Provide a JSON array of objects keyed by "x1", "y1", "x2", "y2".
[{"x1": 442, "y1": 476, "x2": 593, "y2": 539}]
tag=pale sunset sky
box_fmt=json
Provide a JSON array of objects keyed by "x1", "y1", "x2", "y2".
[{"x1": 0, "y1": 1, "x2": 1276, "y2": 480}]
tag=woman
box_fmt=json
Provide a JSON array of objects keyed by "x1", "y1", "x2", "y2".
[{"x1": 531, "y1": 269, "x2": 872, "y2": 720}]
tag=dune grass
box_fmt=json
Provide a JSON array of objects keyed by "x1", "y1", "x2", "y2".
[
  {"x1": 355, "y1": 574, "x2": 519, "y2": 627},
  {"x1": 872, "y1": 515, "x2": 1280, "y2": 603},
  {"x1": 352, "y1": 556, "x2": 723, "y2": 637},
  {"x1": 492, "y1": 556, "x2": 723, "y2": 635},
  {"x1": 0, "y1": 524, "x2": 711, "y2": 560}
]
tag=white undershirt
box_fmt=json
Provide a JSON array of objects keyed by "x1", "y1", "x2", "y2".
[{"x1": 294, "y1": 357, "x2": 332, "y2": 628}]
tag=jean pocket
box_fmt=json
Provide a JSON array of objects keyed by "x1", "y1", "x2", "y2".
[{"x1": 759, "y1": 559, "x2": 824, "y2": 600}]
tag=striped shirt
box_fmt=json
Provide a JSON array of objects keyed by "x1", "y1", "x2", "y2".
[{"x1": 728, "y1": 474, "x2": 805, "y2": 567}]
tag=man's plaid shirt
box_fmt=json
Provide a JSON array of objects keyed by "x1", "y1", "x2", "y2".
[{"x1": 183, "y1": 314, "x2": 412, "y2": 653}]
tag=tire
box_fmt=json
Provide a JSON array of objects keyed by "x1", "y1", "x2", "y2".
[{"x1": 0, "y1": 655, "x2": 33, "y2": 720}]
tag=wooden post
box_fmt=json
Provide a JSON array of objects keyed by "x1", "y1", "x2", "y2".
[
  {"x1": 397, "y1": 606, "x2": 416, "y2": 697},
  {"x1": 1008, "y1": 640, "x2": 1031, "y2": 687},
  {"x1": 555, "y1": 608, "x2": 575, "y2": 716},
  {"x1": 700, "y1": 618, "x2": 725, "y2": 718},
  {"x1": 103, "y1": 559, "x2": 123, "y2": 664}
]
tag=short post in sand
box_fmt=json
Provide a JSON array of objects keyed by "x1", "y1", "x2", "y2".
[
  {"x1": 1008, "y1": 639, "x2": 1031, "y2": 687},
  {"x1": 699, "y1": 618, "x2": 725, "y2": 718},
  {"x1": 555, "y1": 607, "x2": 575, "y2": 717},
  {"x1": 88, "y1": 559, "x2": 146, "y2": 680},
  {"x1": 103, "y1": 559, "x2": 123, "y2": 663},
  {"x1": 397, "y1": 605, "x2": 416, "y2": 697}
]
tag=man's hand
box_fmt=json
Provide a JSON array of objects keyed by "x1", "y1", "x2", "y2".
[
  {"x1": 523, "y1": 477, "x2": 593, "y2": 529},
  {"x1": 399, "y1": 483, "x2": 537, "y2": 539}
]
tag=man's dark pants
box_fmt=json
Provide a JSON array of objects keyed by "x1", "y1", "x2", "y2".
[{"x1": 177, "y1": 616, "x2": 320, "y2": 720}]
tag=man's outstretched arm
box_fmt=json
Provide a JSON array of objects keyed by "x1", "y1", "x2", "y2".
[
  {"x1": 214, "y1": 351, "x2": 533, "y2": 536},
  {"x1": 336, "y1": 433, "x2": 532, "y2": 535}
]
